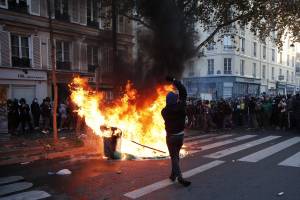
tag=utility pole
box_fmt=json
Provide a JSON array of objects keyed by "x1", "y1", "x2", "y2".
[{"x1": 47, "y1": 0, "x2": 58, "y2": 143}]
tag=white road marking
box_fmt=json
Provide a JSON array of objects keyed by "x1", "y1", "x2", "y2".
[
  {"x1": 185, "y1": 134, "x2": 233, "y2": 146},
  {"x1": 278, "y1": 151, "x2": 300, "y2": 167},
  {"x1": 124, "y1": 160, "x2": 225, "y2": 199},
  {"x1": 0, "y1": 190, "x2": 51, "y2": 200},
  {"x1": 0, "y1": 182, "x2": 33, "y2": 196},
  {"x1": 0, "y1": 176, "x2": 24, "y2": 185},
  {"x1": 184, "y1": 134, "x2": 217, "y2": 142},
  {"x1": 205, "y1": 136, "x2": 281, "y2": 159},
  {"x1": 187, "y1": 135, "x2": 256, "y2": 154},
  {"x1": 238, "y1": 137, "x2": 300, "y2": 162}
]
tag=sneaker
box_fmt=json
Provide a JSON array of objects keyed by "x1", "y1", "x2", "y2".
[
  {"x1": 169, "y1": 176, "x2": 176, "y2": 182},
  {"x1": 42, "y1": 130, "x2": 47, "y2": 134},
  {"x1": 178, "y1": 178, "x2": 191, "y2": 187}
]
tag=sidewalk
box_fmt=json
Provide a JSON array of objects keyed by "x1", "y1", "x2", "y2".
[{"x1": 0, "y1": 131, "x2": 101, "y2": 166}]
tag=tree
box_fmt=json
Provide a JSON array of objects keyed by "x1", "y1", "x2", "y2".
[{"x1": 118, "y1": 0, "x2": 300, "y2": 49}]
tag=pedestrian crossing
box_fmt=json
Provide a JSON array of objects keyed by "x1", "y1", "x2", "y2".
[
  {"x1": 184, "y1": 133, "x2": 300, "y2": 168},
  {"x1": 0, "y1": 176, "x2": 50, "y2": 200}
]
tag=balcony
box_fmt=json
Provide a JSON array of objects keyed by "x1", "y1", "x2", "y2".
[
  {"x1": 87, "y1": 20, "x2": 99, "y2": 28},
  {"x1": 12, "y1": 57, "x2": 31, "y2": 68},
  {"x1": 224, "y1": 70, "x2": 232, "y2": 75},
  {"x1": 8, "y1": 1, "x2": 28, "y2": 14},
  {"x1": 56, "y1": 61, "x2": 71, "y2": 70},
  {"x1": 224, "y1": 45, "x2": 235, "y2": 51},
  {"x1": 55, "y1": 11, "x2": 70, "y2": 22},
  {"x1": 88, "y1": 65, "x2": 97, "y2": 73}
]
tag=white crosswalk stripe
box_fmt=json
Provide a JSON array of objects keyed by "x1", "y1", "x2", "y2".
[
  {"x1": 185, "y1": 134, "x2": 233, "y2": 146},
  {"x1": 187, "y1": 135, "x2": 256, "y2": 154},
  {"x1": 238, "y1": 137, "x2": 300, "y2": 163},
  {"x1": 0, "y1": 176, "x2": 50, "y2": 200},
  {"x1": 184, "y1": 134, "x2": 218, "y2": 142},
  {"x1": 204, "y1": 136, "x2": 281, "y2": 159},
  {"x1": 278, "y1": 152, "x2": 300, "y2": 167}
]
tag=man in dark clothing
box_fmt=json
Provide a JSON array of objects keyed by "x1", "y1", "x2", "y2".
[
  {"x1": 40, "y1": 97, "x2": 51, "y2": 134},
  {"x1": 19, "y1": 98, "x2": 31, "y2": 134},
  {"x1": 293, "y1": 93, "x2": 300, "y2": 131},
  {"x1": 161, "y1": 76, "x2": 191, "y2": 187},
  {"x1": 31, "y1": 98, "x2": 40, "y2": 129}
]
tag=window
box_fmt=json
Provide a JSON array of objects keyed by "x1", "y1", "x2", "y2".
[
  {"x1": 207, "y1": 59, "x2": 214, "y2": 75},
  {"x1": 240, "y1": 37, "x2": 245, "y2": 53},
  {"x1": 252, "y1": 63, "x2": 256, "y2": 78},
  {"x1": 287, "y1": 70, "x2": 289, "y2": 82},
  {"x1": 55, "y1": 0, "x2": 69, "y2": 20},
  {"x1": 7, "y1": 0, "x2": 28, "y2": 13},
  {"x1": 287, "y1": 54, "x2": 290, "y2": 66},
  {"x1": 0, "y1": 0, "x2": 7, "y2": 8},
  {"x1": 262, "y1": 65, "x2": 266, "y2": 79},
  {"x1": 240, "y1": 24, "x2": 245, "y2": 36},
  {"x1": 87, "y1": 0, "x2": 99, "y2": 27},
  {"x1": 118, "y1": 15, "x2": 125, "y2": 33},
  {"x1": 263, "y1": 46, "x2": 266, "y2": 59},
  {"x1": 87, "y1": 46, "x2": 98, "y2": 72},
  {"x1": 272, "y1": 67, "x2": 274, "y2": 80},
  {"x1": 291, "y1": 72, "x2": 294, "y2": 82},
  {"x1": 279, "y1": 52, "x2": 282, "y2": 64},
  {"x1": 224, "y1": 58, "x2": 232, "y2": 74},
  {"x1": 292, "y1": 56, "x2": 295, "y2": 67},
  {"x1": 207, "y1": 43, "x2": 214, "y2": 51},
  {"x1": 253, "y1": 42, "x2": 257, "y2": 57},
  {"x1": 56, "y1": 40, "x2": 70, "y2": 70},
  {"x1": 272, "y1": 49, "x2": 275, "y2": 62},
  {"x1": 223, "y1": 36, "x2": 234, "y2": 50},
  {"x1": 240, "y1": 59, "x2": 245, "y2": 76},
  {"x1": 10, "y1": 34, "x2": 30, "y2": 68}
]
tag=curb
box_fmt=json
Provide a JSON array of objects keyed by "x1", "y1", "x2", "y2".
[{"x1": 0, "y1": 146, "x2": 97, "y2": 166}]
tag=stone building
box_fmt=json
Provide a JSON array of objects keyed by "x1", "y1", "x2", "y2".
[
  {"x1": 183, "y1": 24, "x2": 297, "y2": 99},
  {"x1": 0, "y1": 0, "x2": 133, "y2": 104}
]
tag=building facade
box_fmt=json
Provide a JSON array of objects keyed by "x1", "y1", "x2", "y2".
[
  {"x1": 0, "y1": 0, "x2": 133, "y2": 132},
  {"x1": 183, "y1": 24, "x2": 297, "y2": 99}
]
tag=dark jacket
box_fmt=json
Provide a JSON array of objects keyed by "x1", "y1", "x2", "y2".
[
  {"x1": 293, "y1": 95, "x2": 300, "y2": 119},
  {"x1": 161, "y1": 80, "x2": 187, "y2": 136},
  {"x1": 31, "y1": 102, "x2": 40, "y2": 116}
]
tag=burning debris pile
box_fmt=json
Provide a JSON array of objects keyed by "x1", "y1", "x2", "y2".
[{"x1": 69, "y1": 77, "x2": 175, "y2": 159}]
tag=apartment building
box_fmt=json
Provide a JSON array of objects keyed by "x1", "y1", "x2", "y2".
[
  {"x1": 0, "y1": 0, "x2": 133, "y2": 105},
  {"x1": 183, "y1": 24, "x2": 297, "y2": 99}
]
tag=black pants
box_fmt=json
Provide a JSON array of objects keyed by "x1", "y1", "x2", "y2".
[
  {"x1": 166, "y1": 134, "x2": 184, "y2": 178},
  {"x1": 33, "y1": 114, "x2": 40, "y2": 127}
]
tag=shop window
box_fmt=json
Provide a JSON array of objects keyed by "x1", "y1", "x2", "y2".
[
  {"x1": 56, "y1": 40, "x2": 71, "y2": 70},
  {"x1": 11, "y1": 34, "x2": 31, "y2": 68}
]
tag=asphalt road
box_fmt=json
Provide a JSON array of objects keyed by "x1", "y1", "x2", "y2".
[{"x1": 0, "y1": 130, "x2": 300, "y2": 200}]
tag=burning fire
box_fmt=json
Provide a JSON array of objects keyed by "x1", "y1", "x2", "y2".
[{"x1": 69, "y1": 77, "x2": 175, "y2": 158}]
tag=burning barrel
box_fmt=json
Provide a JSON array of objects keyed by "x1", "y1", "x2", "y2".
[{"x1": 100, "y1": 126, "x2": 122, "y2": 159}]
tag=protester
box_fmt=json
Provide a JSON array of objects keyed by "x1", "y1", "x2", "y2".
[
  {"x1": 40, "y1": 97, "x2": 51, "y2": 134},
  {"x1": 31, "y1": 98, "x2": 40, "y2": 130},
  {"x1": 19, "y1": 98, "x2": 31, "y2": 134},
  {"x1": 161, "y1": 76, "x2": 191, "y2": 187}
]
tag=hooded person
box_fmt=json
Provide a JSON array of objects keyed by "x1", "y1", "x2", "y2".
[{"x1": 161, "y1": 76, "x2": 191, "y2": 187}]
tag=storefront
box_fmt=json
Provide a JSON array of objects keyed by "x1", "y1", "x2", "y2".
[{"x1": 0, "y1": 68, "x2": 47, "y2": 104}]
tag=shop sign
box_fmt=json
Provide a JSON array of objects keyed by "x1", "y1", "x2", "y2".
[{"x1": 0, "y1": 68, "x2": 47, "y2": 81}]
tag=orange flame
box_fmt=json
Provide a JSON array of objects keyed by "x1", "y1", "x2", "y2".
[{"x1": 69, "y1": 77, "x2": 174, "y2": 158}]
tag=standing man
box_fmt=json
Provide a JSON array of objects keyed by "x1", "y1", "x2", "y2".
[
  {"x1": 161, "y1": 76, "x2": 191, "y2": 187},
  {"x1": 31, "y1": 98, "x2": 40, "y2": 130}
]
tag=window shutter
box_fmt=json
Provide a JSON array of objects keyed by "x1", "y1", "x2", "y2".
[
  {"x1": 79, "y1": 0, "x2": 87, "y2": 25},
  {"x1": 72, "y1": 41, "x2": 79, "y2": 71},
  {"x1": 40, "y1": 0, "x2": 48, "y2": 18},
  {"x1": 0, "y1": 31, "x2": 11, "y2": 67},
  {"x1": 80, "y1": 43, "x2": 87, "y2": 72},
  {"x1": 71, "y1": 0, "x2": 79, "y2": 23},
  {"x1": 48, "y1": 39, "x2": 52, "y2": 69},
  {"x1": 30, "y1": 0, "x2": 40, "y2": 15},
  {"x1": 32, "y1": 36, "x2": 41, "y2": 68}
]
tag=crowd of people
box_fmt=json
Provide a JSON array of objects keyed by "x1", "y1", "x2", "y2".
[
  {"x1": 7, "y1": 97, "x2": 79, "y2": 135},
  {"x1": 186, "y1": 93, "x2": 300, "y2": 132}
]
